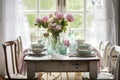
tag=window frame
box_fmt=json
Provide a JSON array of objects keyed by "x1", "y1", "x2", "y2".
[{"x1": 23, "y1": 0, "x2": 94, "y2": 42}]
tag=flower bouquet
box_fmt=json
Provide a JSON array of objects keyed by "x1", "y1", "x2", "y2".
[{"x1": 35, "y1": 12, "x2": 74, "y2": 52}]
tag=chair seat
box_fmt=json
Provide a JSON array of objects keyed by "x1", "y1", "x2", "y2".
[
  {"x1": 5, "y1": 74, "x2": 27, "y2": 80},
  {"x1": 97, "y1": 73, "x2": 114, "y2": 80},
  {"x1": 100, "y1": 67, "x2": 109, "y2": 72},
  {"x1": 82, "y1": 72, "x2": 114, "y2": 80}
]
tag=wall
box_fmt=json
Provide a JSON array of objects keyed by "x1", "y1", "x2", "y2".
[
  {"x1": 118, "y1": 1, "x2": 120, "y2": 45},
  {"x1": 0, "y1": 0, "x2": 5, "y2": 76}
]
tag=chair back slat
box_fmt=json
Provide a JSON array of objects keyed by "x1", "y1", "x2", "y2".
[
  {"x1": 16, "y1": 36, "x2": 23, "y2": 57},
  {"x1": 10, "y1": 45, "x2": 15, "y2": 74},
  {"x1": 14, "y1": 36, "x2": 24, "y2": 73},
  {"x1": 19, "y1": 36, "x2": 23, "y2": 53},
  {"x1": 16, "y1": 39, "x2": 20, "y2": 57},
  {"x1": 114, "y1": 54, "x2": 120, "y2": 80},
  {"x1": 99, "y1": 41, "x2": 111, "y2": 56},
  {"x1": 99, "y1": 41, "x2": 112, "y2": 68},
  {"x1": 108, "y1": 45, "x2": 120, "y2": 74},
  {"x1": 2, "y1": 44, "x2": 11, "y2": 79},
  {"x1": 2, "y1": 41, "x2": 19, "y2": 79},
  {"x1": 14, "y1": 43, "x2": 19, "y2": 73}
]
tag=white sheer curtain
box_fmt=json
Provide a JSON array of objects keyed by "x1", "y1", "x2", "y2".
[
  {"x1": 0, "y1": 0, "x2": 30, "y2": 75},
  {"x1": 3, "y1": 0, "x2": 30, "y2": 49},
  {"x1": 88, "y1": 0, "x2": 116, "y2": 48}
]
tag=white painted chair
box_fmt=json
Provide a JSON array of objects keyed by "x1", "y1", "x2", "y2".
[
  {"x1": 83, "y1": 45, "x2": 120, "y2": 80},
  {"x1": 97, "y1": 45, "x2": 120, "y2": 80},
  {"x1": 2, "y1": 41, "x2": 42, "y2": 80},
  {"x1": 99, "y1": 41, "x2": 112, "y2": 68}
]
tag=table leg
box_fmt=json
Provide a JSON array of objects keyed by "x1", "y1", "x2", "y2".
[
  {"x1": 27, "y1": 62, "x2": 35, "y2": 80},
  {"x1": 89, "y1": 61, "x2": 98, "y2": 80}
]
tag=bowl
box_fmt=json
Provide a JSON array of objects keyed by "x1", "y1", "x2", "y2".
[
  {"x1": 32, "y1": 48, "x2": 43, "y2": 55},
  {"x1": 77, "y1": 44, "x2": 90, "y2": 49},
  {"x1": 31, "y1": 43, "x2": 44, "y2": 49},
  {"x1": 76, "y1": 48, "x2": 92, "y2": 55}
]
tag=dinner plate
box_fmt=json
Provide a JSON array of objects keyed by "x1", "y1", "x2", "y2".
[
  {"x1": 28, "y1": 53, "x2": 46, "y2": 57},
  {"x1": 76, "y1": 50, "x2": 92, "y2": 55}
]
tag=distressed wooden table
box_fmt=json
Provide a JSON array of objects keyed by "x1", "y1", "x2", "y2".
[{"x1": 24, "y1": 54, "x2": 99, "y2": 80}]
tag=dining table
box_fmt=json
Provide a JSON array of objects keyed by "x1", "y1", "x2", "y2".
[{"x1": 24, "y1": 52, "x2": 100, "y2": 80}]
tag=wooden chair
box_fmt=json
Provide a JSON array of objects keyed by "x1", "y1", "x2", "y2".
[
  {"x1": 0, "y1": 75, "x2": 5, "y2": 80},
  {"x1": 2, "y1": 41, "x2": 42, "y2": 80},
  {"x1": 97, "y1": 45, "x2": 120, "y2": 80},
  {"x1": 108, "y1": 45, "x2": 120, "y2": 74},
  {"x1": 99, "y1": 41, "x2": 112, "y2": 68},
  {"x1": 16, "y1": 36, "x2": 23, "y2": 56},
  {"x1": 83, "y1": 45, "x2": 120, "y2": 80}
]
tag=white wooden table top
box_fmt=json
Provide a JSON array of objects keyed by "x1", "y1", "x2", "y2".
[{"x1": 24, "y1": 52, "x2": 99, "y2": 61}]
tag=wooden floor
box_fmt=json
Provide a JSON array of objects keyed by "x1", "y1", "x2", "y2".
[{"x1": 37, "y1": 72, "x2": 89, "y2": 80}]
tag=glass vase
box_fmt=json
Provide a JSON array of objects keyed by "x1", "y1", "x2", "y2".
[{"x1": 47, "y1": 36, "x2": 60, "y2": 54}]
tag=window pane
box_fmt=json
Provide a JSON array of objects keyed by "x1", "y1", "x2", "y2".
[
  {"x1": 69, "y1": 14, "x2": 84, "y2": 28},
  {"x1": 86, "y1": 31, "x2": 94, "y2": 42},
  {"x1": 30, "y1": 31, "x2": 36, "y2": 42},
  {"x1": 26, "y1": 14, "x2": 36, "y2": 28},
  {"x1": 22, "y1": 0, "x2": 36, "y2": 10},
  {"x1": 71, "y1": 31, "x2": 84, "y2": 40},
  {"x1": 87, "y1": 0, "x2": 93, "y2": 11},
  {"x1": 39, "y1": 0, "x2": 56, "y2": 10},
  {"x1": 86, "y1": 13, "x2": 94, "y2": 28},
  {"x1": 30, "y1": 30, "x2": 46, "y2": 42},
  {"x1": 39, "y1": 13, "x2": 49, "y2": 18},
  {"x1": 66, "y1": 0, "x2": 84, "y2": 11}
]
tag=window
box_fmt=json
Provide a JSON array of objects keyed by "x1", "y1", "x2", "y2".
[{"x1": 22, "y1": 0, "x2": 94, "y2": 42}]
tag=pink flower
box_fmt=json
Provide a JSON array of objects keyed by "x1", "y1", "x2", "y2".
[
  {"x1": 41, "y1": 16, "x2": 49, "y2": 23},
  {"x1": 55, "y1": 25, "x2": 62, "y2": 30},
  {"x1": 65, "y1": 13, "x2": 74, "y2": 22},
  {"x1": 51, "y1": 17, "x2": 57, "y2": 23},
  {"x1": 52, "y1": 23, "x2": 57, "y2": 26},
  {"x1": 36, "y1": 18, "x2": 42, "y2": 24},
  {"x1": 49, "y1": 13, "x2": 53, "y2": 18},
  {"x1": 54, "y1": 11, "x2": 58, "y2": 16},
  {"x1": 56, "y1": 12, "x2": 63, "y2": 19}
]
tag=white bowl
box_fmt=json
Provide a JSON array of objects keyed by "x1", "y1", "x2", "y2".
[
  {"x1": 76, "y1": 49, "x2": 92, "y2": 55},
  {"x1": 32, "y1": 48, "x2": 44, "y2": 55},
  {"x1": 31, "y1": 43, "x2": 44, "y2": 49}
]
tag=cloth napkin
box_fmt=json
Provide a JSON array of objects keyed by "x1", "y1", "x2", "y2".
[
  {"x1": 92, "y1": 48, "x2": 104, "y2": 66},
  {"x1": 18, "y1": 49, "x2": 29, "y2": 75}
]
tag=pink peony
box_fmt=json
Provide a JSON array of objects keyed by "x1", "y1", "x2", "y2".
[
  {"x1": 54, "y1": 11, "x2": 58, "y2": 16},
  {"x1": 49, "y1": 13, "x2": 53, "y2": 18},
  {"x1": 65, "y1": 13, "x2": 74, "y2": 22},
  {"x1": 55, "y1": 25, "x2": 62, "y2": 30},
  {"x1": 41, "y1": 16, "x2": 49, "y2": 23},
  {"x1": 52, "y1": 23, "x2": 57, "y2": 26},
  {"x1": 36, "y1": 18, "x2": 42, "y2": 24},
  {"x1": 56, "y1": 12, "x2": 64, "y2": 19}
]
